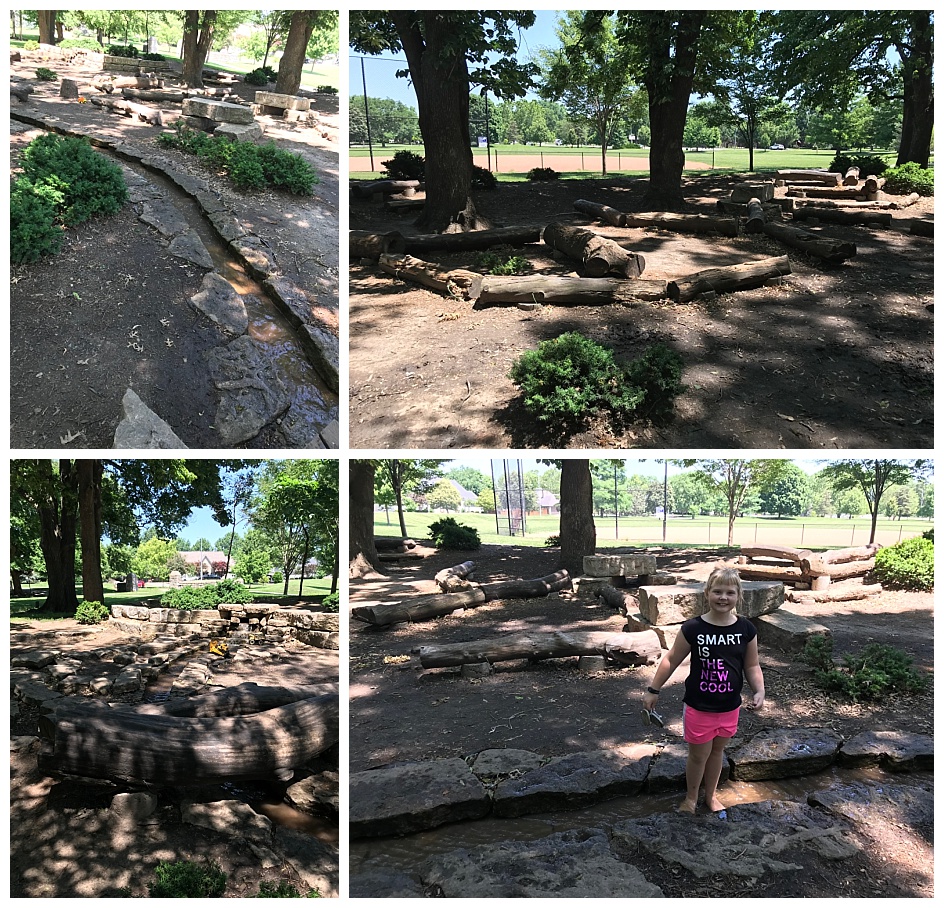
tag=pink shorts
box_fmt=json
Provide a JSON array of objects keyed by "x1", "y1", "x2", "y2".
[{"x1": 683, "y1": 705, "x2": 740, "y2": 744}]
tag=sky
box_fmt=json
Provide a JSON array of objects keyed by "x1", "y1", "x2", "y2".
[{"x1": 348, "y1": 11, "x2": 560, "y2": 108}]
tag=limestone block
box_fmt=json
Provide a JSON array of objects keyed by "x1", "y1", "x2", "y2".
[
  {"x1": 583, "y1": 554, "x2": 658, "y2": 577},
  {"x1": 727, "y1": 727, "x2": 843, "y2": 781},
  {"x1": 182, "y1": 799, "x2": 272, "y2": 841},
  {"x1": 111, "y1": 791, "x2": 157, "y2": 825},
  {"x1": 215, "y1": 121, "x2": 264, "y2": 142},
  {"x1": 114, "y1": 389, "x2": 186, "y2": 449},
  {"x1": 838, "y1": 730, "x2": 933, "y2": 772},
  {"x1": 573, "y1": 576, "x2": 615, "y2": 596},
  {"x1": 754, "y1": 607, "x2": 830, "y2": 653},
  {"x1": 182, "y1": 97, "x2": 255, "y2": 124},
  {"x1": 731, "y1": 181, "x2": 775, "y2": 203},
  {"x1": 470, "y1": 749, "x2": 545, "y2": 778},
  {"x1": 59, "y1": 78, "x2": 80, "y2": 99},
  {"x1": 638, "y1": 581, "x2": 783, "y2": 625},
  {"x1": 112, "y1": 667, "x2": 143, "y2": 694},
  {"x1": 255, "y1": 90, "x2": 310, "y2": 111}
]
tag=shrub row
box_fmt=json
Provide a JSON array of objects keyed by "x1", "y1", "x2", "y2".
[
  {"x1": 160, "y1": 578, "x2": 254, "y2": 610},
  {"x1": 143, "y1": 859, "x2": 320, "y2": 898}
]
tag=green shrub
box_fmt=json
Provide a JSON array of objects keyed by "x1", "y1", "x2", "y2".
[
  {"x1": 245, "y1": 65, "x2": 277, "y2": 85},
  {"x1": 107, "y1": 44, "x2": 138, "y2": 58},
  {"x1": 472, "y1": 165, "x2": 497, "y2": 189},
  {"x1": 10, "y1": 179, "x2": 63, "y2": 263},
  {"x1": 60, "y1": 38, "x2": 104, "y2": 52},
  {"x1": 35, "y1": 67, "x2": 58, "y2": 81},
  {"x1": 141, "y1": 52, "x2": 165, "y2": 62},
  {"x1": 872, "y1": 535, "x2": 934, "y2": 591},
  {"x1": 922, "y1": 528, "x2": 933, "y2": 542},
  {"x1": 254, "y1": 880, "x2": 320, "y2": 897},
  {"x1": 213, "y1": 578, "x2": 254, "y2": 604},
  {"x1": 429, "y1": 517, "x2": 481, "y2": 551},
  {"x1": 23, "y1": 40, "x2": 39, "y2": 51},
  {"x1": 883, "y1": 162, "x2": 934, "y2": 197},
  {"x1": 799, "y1": 636, "x2": 929, "y2": 702},
  {"x1": 508, "y1": 333, "x2": 684, "y2": 434},
  {"x1": 271, "y1": 571, "x2": 284, "y2": 584},
  {"x1": 317, "y1": 85, "x2": 337, "y2": 94},
  {"x1": 381, "y1": 150, "x2": 425, "y2": 181},
  {"x1": 75, "y1": 600, "x2": 109, "y2": 625},
  {"x1": 829, "y1": 153, "x2": 890, "y2": 178},
  {"x1": 545, "y1": 534, "x2": 561, "y2": 546},
  {"x1": 147, "y1": 860, "x2": 227, "y2": 898},
  {"x1": 527, "y1": 166, "x2": 559, "y2": 181},
  {"x1": 160, "y1": 586, "x2": 219, "y2": 610},
  {"x1": 473, "y1": 249, "x2": 532, "y2": 276},
  {"x1": 321, "y1": 592, "x2": 339, "y2": 612}
]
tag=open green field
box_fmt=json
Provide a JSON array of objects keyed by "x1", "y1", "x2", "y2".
[
  {"x1": 376, "y1": 511, "x2": 930, "y2": 551},
  {"x1": 10, "y1": 578, "x2": 332, "y2": 622}
]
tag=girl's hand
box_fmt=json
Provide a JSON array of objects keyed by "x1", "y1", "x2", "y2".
[
  {"x1": 642, "y1": 692, "x2": 659, "y2": 711},
  {"x1": 746, "y1": 691, "x2": 765, "y2": 710}
]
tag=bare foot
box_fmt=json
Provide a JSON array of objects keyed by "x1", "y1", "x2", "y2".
[
  {"x1": 706, "y1": 795, "x2": 725, "y2": 813},
  {"x1": 677, "y1": 798, "x2": 698, "y2": 814}
]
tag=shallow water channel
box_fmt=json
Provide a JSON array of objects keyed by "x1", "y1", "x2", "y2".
[{"x1": 350, "y1": 764, "x2": 911, "y2": 874}]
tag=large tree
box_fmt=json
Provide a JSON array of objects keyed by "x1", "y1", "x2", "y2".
[
  {"x1": 819, "y1": 459, "x2": 930, "y2": 543},
  {"x1": 37, "y1": 10, "x2": 58, "y2": 45},
  {"x1": 558, "y1": 460, "x2": 596, "y2": 576},
  {"x1": 181, "y1": 10, "x2": 217, "y2": 88},
  {"x1": 350, "y1": 11, "x2": 536, "y2": 233},
  {"x1": 275, "y1": 10, "x2": 337, "y2": 96},
  {"x1": 350, "y1": 459, "x2": 384, "y2": 579},
  {"x1": 379, "y1": 459, "x2": 446, "y2": 539}
]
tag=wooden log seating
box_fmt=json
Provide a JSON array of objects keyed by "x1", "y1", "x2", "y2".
[
  {"x1": 38, "y1": 683, "x2": 339, "y2": 785},
  {"x1": 90, "y1": 94, "x2": 164, "y2": 126},
  {"x1": 737, "y1": 543, "x2": 880, "y2": 591},
  {"x1": 543, "y1": 222, "x2": 646, "y2": 278},
  {"x1": 351, "y1": 570, "x2": 573, "y2": 627}
]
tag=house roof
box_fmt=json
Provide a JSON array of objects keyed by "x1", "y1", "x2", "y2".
[
  {"x1": 448, "y1": 480, "x2": 479, "y2": 501},
  {"x1": 179, "y1": 551, "x2": 226, "y2": 565}
]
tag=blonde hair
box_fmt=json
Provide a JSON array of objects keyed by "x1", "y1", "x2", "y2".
[{"x1": 704, "y1": 565, "x2": 744, "y2": 611}]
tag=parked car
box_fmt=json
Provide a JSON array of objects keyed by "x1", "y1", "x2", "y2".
[
  {"x1": 769, "y1": 143, "x2": 785, "y2": 150},
  {"x1": 205, "y1": 573, "x2": 220, "y2": 580}
]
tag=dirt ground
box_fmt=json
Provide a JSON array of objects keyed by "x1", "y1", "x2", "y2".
[
  {"x1": 349, "y1": 174, "x2": 933, "y2": 449},
  {"x1": 11, "y1": 617, "x2": 339, "y2": 898},
  {"x1": 10, "y1": 51, "x2": 339, "y2": 448},
  {"x1": 349, "y1": 543, "x2": 933, "y2": 897}
]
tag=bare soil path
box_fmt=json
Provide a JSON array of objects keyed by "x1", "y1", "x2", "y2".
[{"x1": 350, "y1": 174, "x2": 932, "y2": 449}]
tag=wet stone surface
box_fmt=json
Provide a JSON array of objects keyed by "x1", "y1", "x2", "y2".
[
  {"x1": 728, "y1": 727, "x2": 843, "y2": 780},
  {"x1": 837, "y1": 730, "x2": 934, "y2": 772}
]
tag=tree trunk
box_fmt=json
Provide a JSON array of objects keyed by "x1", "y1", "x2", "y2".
[
  {"x1": 77, "y1": 460, "x2": 104, "y2": 606},
  {"x1": 417, "y1": 629, "x2": 663, "y2": 668},
  {"x1": 390, "y1": 461, "x2": 408, "y2": 539},
  {"x1": 36, "y1": 460, "x2": 80, "y2": 614},
  {"x1": 298, "y1": 530, "x2": 309, "y2": 597},
  {"x1": 559, "y1": 461, "x2": 595, "y2": 576},
  {"x1": 393, "y1": 12, "x2": 482, "y2": 233},
  {"x1": 275, "y1": 11, "x2": 316, "y2": 96},
  {"x1": 181, "y1": 10, "x2": 216, "y2": 89},
  {"x1": 349, "y1": 460, "x2": 384, "y2": 579},
  {"x1": 667, "y1": 255, "x2": 792, "y2": 303},
  {"x1": 404, "y1": 226, "x2": 542, "y2": 254},
  {"x1": 39, "y1": 693, "x2": 339, "y2": 785},
  {"x1": 896, "y1": 11, "x2": 933, "y2": 168},
  {"x1": 38, "y1": 10, "x2": 57, "y2": 45},
  {"x1": 543, "y1": 223, "x2": 645, "y2": 278},
  {"x1": 762, "y1": 221, "x2": 856, "y2": 263},
  {"x1": 473, "y1": 274, "x2": 667, "y2": 306},
  {"x1": 11, "y1": 569, "x2": 23, "y2": 596},
  {"x1": 377, "y1": 253, "x2": 478, "y2": 299}
]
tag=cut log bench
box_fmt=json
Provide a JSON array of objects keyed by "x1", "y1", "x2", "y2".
[{"x1": 737, "y1": 543, "x2": 880, "y2": 591}]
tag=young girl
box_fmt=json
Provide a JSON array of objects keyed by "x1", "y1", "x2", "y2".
[{"x1": 642, "y1": 566, "x2": 765, "y2": 814}]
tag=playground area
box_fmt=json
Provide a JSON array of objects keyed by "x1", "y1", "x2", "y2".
[{"x1": 349, "y1": 542, "x2": 932, "y2": 898}]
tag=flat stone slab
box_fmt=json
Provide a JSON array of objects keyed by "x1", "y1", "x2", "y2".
[
  {"x1": 255, "y1": 90, "x2": 310, "y2": 111},
  {"x1": 350, "y1": 758, "x2": 490, "y2": 838},
  {"x1": 182, "y1": 799, "x2": 271, "y2": 842},
  {"x1": 114, "y1": 389, "x2": 186, "y2": 449},
  {"x1": 808, "y1": 778, "x2": 933, "y2": 829},
  {"x1": 273, "y1": 826, "x2": 338, "y2": 899},
  {"x1": 215, "y1": 121, "x2": 264, "y2": 142},
  {"x1": 646, "y1": 742, "x2": 729, "y2": 793},
  {"x1": 613, "y1": 799, "x2": 858, "y2": 878},
  {"x1": 168, "y1": 229, "x2": 214, "y2": 269},
  {"x1": 189, "y1": 272, "x2": 248, "y2": 335},
  {"x1": 421, "y1": 828, "x2": 664, "y2": 898},
  {"x1": 182, "y1": 97, "x2": 255, "y2": 124},
  {"x1": 349, "y1": 869, "x2": 425, "y2": 899},
  {"x1": 584, "y1": 554, "x2": 657, "y2": 577},
  {"x1": 728, "y1": 727, "x2": 842, "y2": 780},
  {"x1": 11, "y1": 650, "x2": 60, "y2": 669},
  {"x1": 139, "y1": 199, "x2": 189, "y2": 238},
  {"x1": 638, "y1": 580, "x2": 783, "y2": 625},
  {"x1": 837, "y1": 730, "x2": 933, "y2": 772},
  {"x1": 573, "y1": 576, "x2": 615, "y2": 596},
  {"x1": 493, "y1": 745, "x2": 657, "y2": 818},
  {"x1": 731, "y1": 181, "x2": 775, "y2": 202},
  {"x1": 470, "y1": 749, "x2": 545, "y2": 778},
  {"x1": 754, "y1": 606, "x2": 830, "y2": 653}
]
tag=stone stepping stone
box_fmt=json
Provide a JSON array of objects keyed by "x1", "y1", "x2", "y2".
[
  {"x1": 169, "y1": 229, "x2": 214, "y2": 269},
  {"x1": 646, "y1": 741, "x2": 729, "y2": 792},
  {"x1": 470, "y1": 748, "x2": 545, "y2": 778},
  {"x1": 754, "y1": 605, "x2": 830, "y2": 653},
  {"x1": 837, "y1": 730, "x2": 933, "y2": 772},
  {"x1": 189, "y1": 272, "x2": 248, "y2": 336},
  {"x1": 638, "y1": 580, "x2": 783, "y2": 625},
  {"x1": 613, "y1": 799, "x2": 858, "y2": 879},
  {"x1": 349, "y1": 869, "x2": 425, "y2": 899},
  {"x1": 114, "y1": 389, "x2": 186, "y2": 449},
  {"x1": 420, "y1": 827, "x2": 664, "y2": 898},
  {"x1": 492, "y1": 745, "x2": 657, "y2": 818},
  {"x1": 11, "y1": 650, "x2": 60, "y2": 669},
  {"x1": 139, "y1": 199, "x2": 189, "y2": 239},
  {"x1": 350, "y1": 758, "x2": 489, "y2": 838},
  {"x1": 808, "y1": 778, "x2": 933, "y2": 829},
  {"x1": 727, "y1": 727, "x2": 842, "y2": 780}
]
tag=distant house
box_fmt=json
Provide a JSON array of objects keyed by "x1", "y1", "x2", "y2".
[
  {"x1": 535, "y1": 490, "x2": 559, "y2": 516},
  {"x1": 179, "y1": 551, "x2": 227, "y2": 577},
  {"x1": 449, "y1": 480, "x2": 480, "y2": 511}
]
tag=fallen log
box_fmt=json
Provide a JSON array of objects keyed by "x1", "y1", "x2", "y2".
[
  {"x1": 815, "y1": 558, "x2": 876, "y2": 580},
  {"x1": 788, "y1": 583, "x2": 882, "y2": 603},
  {"x1": 38, "y1": 692, "x2": 339, "y2": 785},
  {"x1": 436, "y1": 561, "x2": 476, "y2": 592},
  {"x1": 121, "y1": 88, "x2": 186, "y2": 102},
  {"x1": 891, "y1": 192, "x2": 920, "y2": 209},
  {"x1": 385, "y1": 197, "x2": 425, "y2": 212},
  {"x1": 667, "y1": 255, "x2": 792, "y2": 303},
  {"x1": 793, "y1": 207, "x2": 893, "y2": 228},
  {"x1": 351, "y1": 589, "x2": 487, "y2": 626},
  {"x1": 599, "y1": 584, "x2": 637, "y2": 614},
  {"x1": 480, "y1": 570, "x2": 572, "y2": 601},
  {"x1": 350, "y1": 230, "x2": 407, "y2": 259},
  {"x1": 94, "y1": 74, "x2": 163, "y2": 92},
  {"x1": 374, "y1": 536, "x2": 416, "y2": 552},
  {"x1": 843, "y1": 166, "x2": 860, "y2": 185},
  {"x1": 739, "y1": 544, "x2": 810, "y2": 563},
  {"x1": 800, "y1": 543, "x2": 880, "y2": 574},
  {"x1": 404, "y1": 226, "x2": 542, "y2": 254},
  {"x1": 864, "y1": 175, "x2": 886, "y2": 195},
  {"x1": 716, "y1": 199, "x2": 784, "y2": 218},
  {"x1": 574, "y1": 198, "x2": 626, "y2": 227},
  {"x1": 761, "y1": 220, "x2": 856, "y2": 263},
  {"x1": 745, "y1": 198, "x2": 766, "y2": 234},
  {"x1": 351, "y1": 179, "x2": 423, "y2": 199},
  {"x1": 543, "y1": 222, "x2": 645, "y2": 278},
  {"x1": 910, "y1": 218, "x2": 933, "y2": 237},
  {"x1": 737, "y1": 564, "x2": 805, "y2": 582},
  {"x1": 417, "y1": 629, "x2": 662, "y2": 668},
  {"x1": 378, "y1": 253, "x2": 479, "y2": 300},
  {"x1": 125, "y1": 682, "x2": 338, "y2": 718},
  {"x1": 620, "y1": 212, "x2": 738, "y2": 237},
  {"x1": 90, "y1": 94, "x2": 163, "y2": 126},
  {"x1": 786, "y1": 187, "x2": 865, "y2": 200},
  {"x1": 776, "y1": 169, "x2": 842, "y2": 186},
  {"x1": 378, "y1": 551, "x2": 423, "y2": 561},
  {"x1": 471, "y1": 274, "x2": 667, "y2": 306}
]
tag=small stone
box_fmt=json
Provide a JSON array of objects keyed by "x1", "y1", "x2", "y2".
[
  {"x1": 169, "y1": 229, "x2": 214, "y2": 269},
  {"x1": 111, "y1": 791, "x2": 157, "y2": 824},
  {"x1": 460, "y1": 662, "x2": 494, "y2": 679},
  {"x1": 59, "y1": 78, "x2": 80, "y2": 99},
  {"x1": 114, "y1": 389, "x2": 187, "y2": 449},
  {"x1": 189, "y1": 272, "x2": 248, "y2": 335}
]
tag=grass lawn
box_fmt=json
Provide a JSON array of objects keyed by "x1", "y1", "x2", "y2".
[{"x1": 376, "y1": 511, "x2": 930, "y2": 551}]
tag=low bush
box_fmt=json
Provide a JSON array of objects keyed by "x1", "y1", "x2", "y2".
[
  {"x1": 212, "y1": 578, "x2": 254, "y2": 604},
  {"x1": 799, "y1": 636, "x2": 929, "y2": 702},
  {"x1": 271, "y1": 571, "x2": 284, "y2": 584},
  {"x1": 381, "y1": 149, "x2": 425, "y2": 181},
  {"x1": 545, "y1": 534, "x2": 561, "y2": 547},
  {"x1": 10, "y1": 180, "x2": 63, "y2": 263},
  {"x1": 23, "y1": 40, "x2": 40, "y2": 51},
  {"x1": 508, "y1": 333, "x2": 684, "y2": 434},
  {"x1": 60, "y1": 38, "x2": 104, "y2": 52},
  {"x1": 106, "y1": 44, "x2": 138, "y2": 58},
  {"x1": 75, "y1": 600, "x2": 109, "y2": 624},
  {"x1": 160, "y1": 579, "x2": 253, "y2": 610},
  {"x1": 872, "y1": 535, "x2": 934, "y2": 590},
  {"x1": 147, "y1": 860, "x2": 227, "y2": 898},
  {"x1": 245, "y1": 65, "x2": 277, "y2": 85},
  {"x1": 142, "y1": 52, "x2": 165, "y2": 62},
  {"x1": 429, "y1": 517, "x2": 481, "y2": 551},
  {"x1": 35, "y1": 67, "x2": 58, "y2": 80},
  {"x1": 255, "y1": 881, "x2": 321, "y2": 897},
  {"x1": 883, "y1": 162, "x2": 934, "y2": 197},
  {"x1": 829, "y1": 152, "x2": 889, "y2": 177},
  {"x1": 472, "y1": 164, "x2": 497, "y2": 189},
  {"x1": 473, "y1": 249, "x2": 532, "y2": 275},
  {"x1": 317, "y1": 85, "x2": 337, "y2": 94},
  {"x1": 321, "y1": 592, "x2": 340, "y2": 612},
  {"x1": 922, "y1": 528, "x2": 933, "y2": 542},
  {"x1": 527, "y1": 166, "x2": 559, "y2": 181}
]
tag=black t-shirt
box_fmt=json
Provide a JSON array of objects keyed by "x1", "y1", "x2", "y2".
[{"x1": 681, "y1": 615, "x2": 757, "y2": 713}]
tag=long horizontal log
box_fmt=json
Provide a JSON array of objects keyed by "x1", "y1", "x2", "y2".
[
  {"x1": 473, "y1": 274, "x2": 667, "y2": 306},
  {"x1": 740, "y1": 544, "x2": 810, "y2": 563},
  {"x1": 544, "y1": 222, "x2": 646, "y2": 278},
  {"x1": 386, "y1": 197, "x2": 425, "y2": 212},
  {"x1": 793, "y1": 207, "x2": 893, "y2": 228},
  {"x1": 574, "y1": 198, "x2": 625, "y2": 227},
  {"x1": 121, "y1": 88, "x2": 186, "y2": 102},
  {"x1": 794, "y1": 198, "x2": 895, "y2": 211},
  {"x1": 374, "y1": 536, "x2": 416, "y2": 552},
  {"x1": 435, "y1": 561, "x2": 476, "y2": 591},
  {"x1": 891, "y1": 192, "x2": 920, "y2": 209},
  {"x1": 405, "y1": 226, "x2": 543, "y2": 254},
  {"x1": 788, "y1": 583, "x2": 883, "y2": 603},
  {"x1": 716, "y1": 199, "x2": 785, "y2": 218},
  {"x1": 351, "y1": 179, "x2": 423, "y2": 199},
  {"x1": 351, "y1": 589, "x2": 487, "y2": 626},
  {"x1": 762, "y1": 220, "x2": 857, "y2": 263},
  {"x1": 125, "y1": 682, "x2": 338, "y2": 718},
  {"x1": 350, "y1": 230, "x2": 406, "y2": 259},
  {"x1": 803, "y1": 543, "x2": 880, "y2": 569},
  {"x1": 621, "y1": 212, "x2": 738, "y2": 237},
  {"x1": 910, "y1": 218, "x2": 934, "y2": 237},
  {"x1": 378, "y1": 253, "x2": 478, "y2": 299},
  {"x1": 38, "y1": 693, "x2": 339, "y2": 785},
  {"x1": 737, "y1": 564, "x2": 805, "y2": 582},
  {"x1": 417, "y1": 629, "x2": 662, "y2": 668},
  {"x1": 668, "y1": 255, "x2": 792, "y2": 304},
  {"x1": 90, "y1": 94, "x2": 163, "y2": 126},
  {"x1": 480, "y1": 570, "x2": 572, "y2": 601},
  {"x1": 777, "y1": 169, "x2": 842, "y2": 186},
  {"x1": 786, "y1": 187, "x2": 865, "y2": 200},
  {"x1": 599, "y1": 584, "x2": 637, "y2": 614}
]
